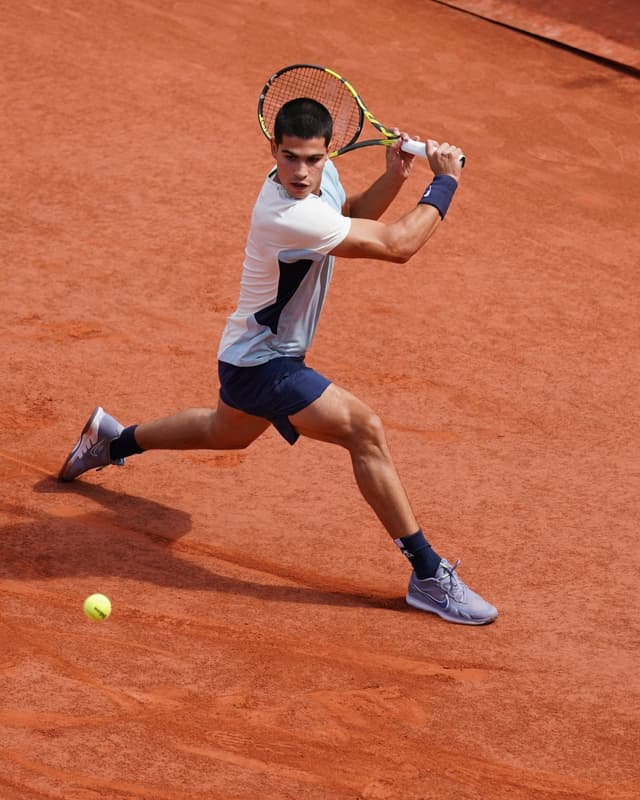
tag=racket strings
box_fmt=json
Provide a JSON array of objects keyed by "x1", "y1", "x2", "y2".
[{"x1": 261, "y1": 67, "x2": 361, "y2": 152}]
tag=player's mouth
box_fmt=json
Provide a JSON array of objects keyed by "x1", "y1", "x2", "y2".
[{"x1": 288, "y1": 181, "x2": 310, "y2": 196}]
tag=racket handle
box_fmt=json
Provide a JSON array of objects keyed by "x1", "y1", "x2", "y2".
[{"x1": 400, "y1": 138, "x2": 466, "y2": 167}]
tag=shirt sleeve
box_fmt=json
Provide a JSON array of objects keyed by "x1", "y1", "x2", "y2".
[{"x1": 280, "y1": 198, "x2": 351, "y2": 255}]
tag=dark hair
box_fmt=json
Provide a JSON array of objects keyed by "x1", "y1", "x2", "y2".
[{"x1": 273, "y1": 97, "x2": 333, "y2": 146}]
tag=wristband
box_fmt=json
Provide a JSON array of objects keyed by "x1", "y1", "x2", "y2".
[{"x1": 418, "y1": 174, "x2": 458, "y2": 219}]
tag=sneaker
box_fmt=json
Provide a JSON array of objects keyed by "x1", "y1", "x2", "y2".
[
  {"x1": 406, "y1": 559, "x2": 498, "y2": 625},
  {"x1": 58, "y1": 406, "x2": 125, "y2": 482}
]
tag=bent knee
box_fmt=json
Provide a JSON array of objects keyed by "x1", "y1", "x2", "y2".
[{"x1": 345, "y1": 408, "x2": 387, "y2": 451}]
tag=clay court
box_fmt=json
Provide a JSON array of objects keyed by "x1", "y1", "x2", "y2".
[{"x1": 1, "y1": 1, "x2": 638, "y2": 798}]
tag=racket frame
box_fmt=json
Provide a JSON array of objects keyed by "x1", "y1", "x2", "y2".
[
  {"x1": 258, "y1": 63, "x2": 404, "y2": 158},
  {"x1": 258, "y1": 63, "x2": 464, "y2": 166}
]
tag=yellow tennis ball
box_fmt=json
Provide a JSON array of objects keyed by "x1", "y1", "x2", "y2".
[{"x1": 83, "y1": 593, "x2": 112, "y2": 621}]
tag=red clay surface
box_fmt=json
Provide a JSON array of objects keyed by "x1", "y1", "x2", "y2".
[
  {"x1": 435, "y1": 0, "x2": 640, "y2": 70},
  {"x1": 1, "y1": 2, "x2": 639, "y2": 798}
]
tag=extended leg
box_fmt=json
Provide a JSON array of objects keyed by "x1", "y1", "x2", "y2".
[
  {"x1": 291, "y1": 383, "x2": 498, "y2": 624},
  {"x1": 290, "y1": 383, "x2": 418, "y2": 538},
  {"x1": 134, "y1": 398, "x2": 270, "y2": 451},
  {"x1": 58, "y1": 398, "x2": 270, "y2": 481}
]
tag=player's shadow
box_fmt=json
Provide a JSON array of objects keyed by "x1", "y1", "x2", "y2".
[{"x1": 2, "y1": 477, "x2": 403, "y2": 611}]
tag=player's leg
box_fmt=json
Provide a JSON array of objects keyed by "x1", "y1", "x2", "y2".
[
  {"x1": 133, "y1": 399, "x2": 270, "y2": 451},
  {"x1": 58, "y1": 398, "x2": 269, "y2": 482},
  {"x1": 291, "y1": 382, "x2": 498, "y2": 624},
  {"x1": 291, "y1": 383, "x2": 418, "y2": 538}
]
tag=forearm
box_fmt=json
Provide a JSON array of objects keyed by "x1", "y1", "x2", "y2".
[
  {"x1": 331, "y1": 173, "x2": 459, "y2": 263},
  {"x1": 346, "y1": 171, "x2": 408, "y2": 220},
  {"x1": 388, "y1": 203, "x2": 442, "y2": 259},
  {"x1": 386, "y1": 174, "x2": 459, "y2": 261},
  {"x1": 332, "y1": 203, "x2": 440, "y2": 262}
]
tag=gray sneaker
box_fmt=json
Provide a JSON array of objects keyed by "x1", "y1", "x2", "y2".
[
  {"x1": 58, "y1": 407, "x2": 125, "y2": 482},
  {"x1": 406, "y1": 559, "x2": 498, "y2": 625}
]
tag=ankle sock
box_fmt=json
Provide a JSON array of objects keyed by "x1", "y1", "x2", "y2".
[
  {"x1": 109, "y1": 425, "x2": 143, "y2": 461},
  {"x1": 394, "y1": 529, "x2": 442, "y2": 579}
]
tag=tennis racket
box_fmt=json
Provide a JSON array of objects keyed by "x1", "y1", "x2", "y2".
[{"x1": 258, "y1": 63, "x2": 465, "y2": 166}]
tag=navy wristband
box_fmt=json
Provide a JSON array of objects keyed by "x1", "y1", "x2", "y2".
[{"x1": 418, "y1": 174, "x2": 458, "y2": 219}]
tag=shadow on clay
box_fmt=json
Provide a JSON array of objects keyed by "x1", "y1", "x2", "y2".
[{"x1": 0, "y1": 478, "x2": 405, "y2": 613}]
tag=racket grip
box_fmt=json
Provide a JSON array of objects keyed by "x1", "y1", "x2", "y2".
[{"x1": 400, "y1": 138, "x2": 466, "y2": 167}]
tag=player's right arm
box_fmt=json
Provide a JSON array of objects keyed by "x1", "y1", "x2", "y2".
[{"x1": 330, "y1": 140, "x2": 464, "y2": 264}]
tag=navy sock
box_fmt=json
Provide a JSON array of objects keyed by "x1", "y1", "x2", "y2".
[
  {"x1": 394, "y1": 529, "x2": 442, "y2": 579},
  {"x1": 109, "y1": 425, "x2": 144, "y2": 461}
]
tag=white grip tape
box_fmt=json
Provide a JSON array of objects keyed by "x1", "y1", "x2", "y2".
[
  {"x1": 400, "y1": 139, "x2": 427, "y2": 157},
  {"x1": 400, "y1": 138, "x2": 466, "y2": 166}
]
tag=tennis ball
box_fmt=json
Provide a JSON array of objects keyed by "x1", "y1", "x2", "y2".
[{"x1": 83, "y1": 593, "x2": 112, "y2": 621}]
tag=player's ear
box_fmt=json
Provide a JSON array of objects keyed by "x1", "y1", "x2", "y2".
[{"x1": 270, "y1": 139, "x2": 278, "y2": 158}]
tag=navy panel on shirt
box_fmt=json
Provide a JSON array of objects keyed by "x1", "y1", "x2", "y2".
[{"x1": 254, "y1": 258, "x2": 313, "y2": 334}]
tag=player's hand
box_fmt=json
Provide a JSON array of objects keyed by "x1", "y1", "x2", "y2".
[
  {"x1": 426, "y1": 140, "x2": 464, "y2": 181},
  {"x1": 386, "y1": 128, "x2": 417, "y2": 181}
]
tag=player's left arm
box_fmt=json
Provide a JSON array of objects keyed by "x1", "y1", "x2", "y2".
[
  {"x1": 331, "y1": 139, "x2": 463, "y2": 264},
  {"x1": 342, "y1": 130, "x2": 417, "y2": 220}
]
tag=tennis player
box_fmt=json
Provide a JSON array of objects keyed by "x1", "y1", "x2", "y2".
[{"x1": 59, "y1": 98, "x2": 497, "y2": 625}]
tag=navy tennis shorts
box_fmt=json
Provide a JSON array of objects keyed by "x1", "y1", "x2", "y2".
[{"x1": 218, "y1": 356, "x2": 331, "y2": 445}]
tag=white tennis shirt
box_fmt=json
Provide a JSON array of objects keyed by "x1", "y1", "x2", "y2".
[{"x1": 218, "y1": 160, "x2": 351, "y2": 366}]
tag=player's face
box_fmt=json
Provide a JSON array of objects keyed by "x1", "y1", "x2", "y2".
[{"x1": 271, "y1": 135, "x2": 329, "y2": 199}]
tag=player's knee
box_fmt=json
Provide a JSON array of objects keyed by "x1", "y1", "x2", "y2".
[
  {"x1": 351, "y1": 409, "x2": 386, "y2": 450},
  {"x1": 202, "y1": 410, "x2": 228, "y2": 449}
]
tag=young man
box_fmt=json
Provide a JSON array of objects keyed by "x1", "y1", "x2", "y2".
[{"x1": 59, "y1": 99, "x2": 497, "y2": 625}]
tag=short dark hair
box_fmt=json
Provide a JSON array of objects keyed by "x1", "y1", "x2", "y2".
[{"x1": 274, "y1": 98, "x2": 333, "y2": 146}]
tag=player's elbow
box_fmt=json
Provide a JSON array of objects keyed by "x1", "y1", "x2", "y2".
[
  {"x1": 385, "y1": 236, "x2": 417, "y2": 264},
  {"x1": 390, "y1": 249, "x2": 414, "y2": 264}
]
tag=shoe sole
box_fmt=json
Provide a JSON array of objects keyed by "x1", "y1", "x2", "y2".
[
  {"x1": 406, "y1": 592, "x2": 498, "y2": 625},
  {"x1": 58, "y1": 407, "x2": 103, "y2": 482}
]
